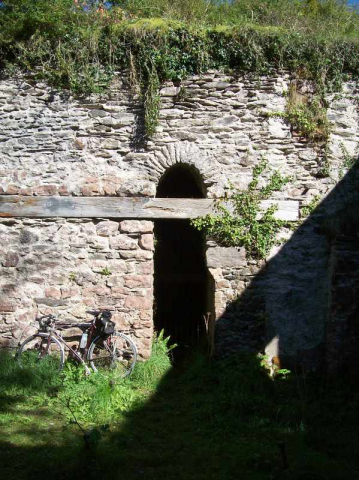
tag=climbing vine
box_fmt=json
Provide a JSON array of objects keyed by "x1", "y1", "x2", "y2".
[
  {"x1": 0, "y1": 4, "x2": 358, "y2": 137},
  {"x1": 191, "y1": 160, "x2": 290, "y2": 260}
]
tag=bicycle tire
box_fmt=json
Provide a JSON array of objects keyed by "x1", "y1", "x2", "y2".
[
  {"x1": 17, "y1": 333, "x2": 65, "y2": 371},
  {"x1": 87, "y1": 332, "x2": 137, "y2": 377}
]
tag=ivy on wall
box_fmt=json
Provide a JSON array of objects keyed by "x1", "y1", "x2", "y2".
[
  {"x1": 191, "y1": 160, "x2": 290, "y2": 260},
  {"x1": 0, "y1": 2, "x2": 358, "y2": 138}
]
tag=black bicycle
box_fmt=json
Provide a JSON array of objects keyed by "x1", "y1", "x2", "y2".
[{"x1": 16, "y1": 309, "x2": 137, "y2": 377}]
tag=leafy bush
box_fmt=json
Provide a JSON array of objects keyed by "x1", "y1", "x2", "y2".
[
  {"x1": 0, "y1": 1, "x2": 358, "y2": 138},
  {"x1": 192, "y1": 159, "x2": 290, "y2": 259}
]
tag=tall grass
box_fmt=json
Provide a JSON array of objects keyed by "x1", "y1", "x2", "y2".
[
  {"x1": 110, "y1": 0, "x2": 358, "y2": 37},
  {"x1": 2, "y1": 339, "x2": 359, "y2": 479},
  {"x1": 0, "y1": 332, "x2": 173, "y2": 428}
]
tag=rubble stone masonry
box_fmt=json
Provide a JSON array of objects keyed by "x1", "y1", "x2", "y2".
[{"x1": 0, "y1": 71, "x2": 358, "y2": 368}]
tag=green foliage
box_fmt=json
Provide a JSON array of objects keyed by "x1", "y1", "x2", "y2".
[
  {"x1": 2, "y1": 347, "x2": 359, "y2": 478},
  {"x1": 285, "y1": 85, "x2": 331, "y2": 141},
  {"x1": 338, "y1": 141, "x2": 358, "y2": 179},
  {"x1": 99, "y1": 267, "x2": 112, "y2": 276},
  {"x1": 0, "y1": 1, "x2": 358, "y2": 137},
  {"x1": 144, "y1": 67, "x2": 161, "y2": 138},
  {"x1": 265, "y1": 83, "x2": 332, "y2": 142},
  {"x1": 301, "y1": 194, "x2": 321, "y2": 218},
  {"x1": 129, "y1": 330, "x2": 174, "y2": 389},
  {"x1": 53, "y1": 331, "x2": 173, "y2": 424},
  {"x1": 192, "y1": 159, "x2": 290, "y2": 259}
]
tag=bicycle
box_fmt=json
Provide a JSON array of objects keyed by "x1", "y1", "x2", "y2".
[{"x1": 16, "y1": 309, "x2": 137, "y2": 377}]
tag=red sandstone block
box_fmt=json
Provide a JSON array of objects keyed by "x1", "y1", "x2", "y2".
[
  {"x1": 19, "y1": 187, "x2": 33, "y2": 195},
  {"x1": 112, "y1": 313, "x2": 127, "y2": 329},
  {"x1": 139, "y1": 234, "x2": 154, "y2": 251},
  {"x1": 61, "y1": 287, "x2": 80, "y2": 299},
  {"x1": 36, "y1": 185, "x2": 58, "y2": 196},
  {"x1": 6, "y1": 184, "x2": 19, "y2": 195},
  {"x1": 83, "y1": 286, "x2": 109, "y2": 296},
  {"x1": 111, "y1": 287, "x2": 128, "y2": 297},
  {"x1": 110, "y1": 235, "x2": 138, "y2": 250},
  {"x1": 83, "y1": 297, "x2": 96, "y2": 307},
  {"x1": 80, "y1": 184, "x2": 102, "y2": 196},
  {"x1": 120, "y1": 220, "x2": 153, "y2": 234},
  {"x1": 124, "y1": 296, "x2": 152, "y2": 310},
  {"x1": 124, "y1": 275, "x2": 152, "y2": 288},
  {"x1": 58, "y1": 185, "x2": 70, "y2": 196},
  {"x1": 45, "y1": 287, "x2": 62, "y2": 299},
  {"x1": 136, "y1": 262, "x2": 154, "y2": 275},
  {"x1": 140, "y1": 310, "x2": 152, "y2": 320},
  {"x1": 0, "y1": 302, "x2": 15, "y2": 312},
  {"x1": 103, "y1": 182, "x2": 117, "y2": 195},
  {"x1": 96, "y1": 220, "x2": 119, "y2": 237}
]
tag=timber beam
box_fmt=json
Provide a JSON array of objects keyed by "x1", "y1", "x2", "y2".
[{"x1": 0, "y1": 196, "x2": 299, "y2": 221}]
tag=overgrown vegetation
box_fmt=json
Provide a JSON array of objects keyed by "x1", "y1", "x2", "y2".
[
  {"x1": 2, "y1": 337, "x2": 359, "y2": 479},
  {"x1": 0, "y1": 1, "x2": 358, "y2": 137},
  {"x1": 192, "y1": 159, "x2": 290, "y2": 259}
]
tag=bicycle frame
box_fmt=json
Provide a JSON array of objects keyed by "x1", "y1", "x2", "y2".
[
  {"x1": 18, "y1": 311, "x2": 138, "y2": 378},
  {"x1": 41, "y1": 321, "x2": 98, "y2": 375}
]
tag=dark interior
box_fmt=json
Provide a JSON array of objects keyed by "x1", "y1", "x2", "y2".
[{"x1": 154, "y1": 165, "x2": 208, "y2": 355}]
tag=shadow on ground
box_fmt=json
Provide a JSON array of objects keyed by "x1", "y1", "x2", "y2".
[
  {"x1": 1, "y1": 161, "x2": 359, "y2": 479},
  {"x1": 2, "y1": 351, "x2": 359, "y2": 480}
]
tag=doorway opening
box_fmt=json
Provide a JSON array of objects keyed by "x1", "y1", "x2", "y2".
[{"x1": 154, "y1": 165, "x2": 210, "y2": 358}]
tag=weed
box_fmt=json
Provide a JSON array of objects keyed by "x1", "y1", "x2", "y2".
[
  {"x1": 301, "y1": 194, "x2": 321, "y2": 218},
  {"x1": 338, "y1": 142, "x2": 358, "y2": 179},
  {"x1": 2, "y1": 345, "x2": 359, "y2": 479},
  {"x1": 99, "y1": 267, "x2": 112, "y2": 276},
  {"x1": 69, "y1": 271, "x2": 77, "y2": 281},
  {"x1": 191, "y1": 159, "x2": 290, "y2": 259},
  {"x1": 0, "y1": 1, "x2": 358, "y2": 139}
]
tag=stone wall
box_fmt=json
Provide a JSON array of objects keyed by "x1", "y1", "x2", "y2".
[
  {"x1": 0, "y1": 218, "x2": 154, "y2": 358},
  {"x1": 326, "y1": 235, "x2": 359, "y2": 377},
  {"x1": 0, "y1": 70, "x2": 358, "y2": 367}
]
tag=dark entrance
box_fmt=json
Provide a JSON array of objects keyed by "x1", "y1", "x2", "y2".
[{"x1": 154, "y1": 165, "x2": 208, "y2": 355}]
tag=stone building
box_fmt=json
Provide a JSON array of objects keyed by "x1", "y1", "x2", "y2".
[{"x1": 0, "y1": 71, "x2": 358, "y2": 372}]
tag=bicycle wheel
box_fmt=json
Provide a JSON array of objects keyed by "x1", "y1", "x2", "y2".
[
  {"x1": 88, "y1": 332, "x2": 137, "y2": 377},
  {"x1": 17, "y1": 333, "x2": 65, "y2": 371}
]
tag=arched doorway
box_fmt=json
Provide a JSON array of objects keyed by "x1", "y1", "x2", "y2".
[{"x1": 154, "y1": 165, "x2": 209, "y2": 358}]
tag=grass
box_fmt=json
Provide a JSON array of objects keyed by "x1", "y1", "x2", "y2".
[
  {"x1": 1, "y1": 1, "x2": 358, "y2": 139},
  {"x1": 1, "y1": 334, "x2": 359, "y2": 480}
]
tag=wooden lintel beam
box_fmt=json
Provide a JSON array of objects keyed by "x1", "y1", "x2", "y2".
[{"x1": 0, "y1": 196, "x2": 299, "y2": 221}]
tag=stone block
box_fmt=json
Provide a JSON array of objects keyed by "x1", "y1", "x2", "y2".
[
  {"x1": 45, "y1": 287, "x2": 62, "y2": 299},
  {"x1": 110, "y1": 235, "x2": 138, "y2": 250},
  {"x1": 124, "y1": 296, "x2": 153, "y2": 310},
  {"x1": 106, "y1": 275, "x2": 125, "y2": 287},
  {"x1": 0, "y1": 301, "x2": 15, "y2": 312},
  {"x1": 120, "y1": 220, "x2": 154, "y2": 234},
  {"x1": 124, "y1": 275, "x2": 152, "y2": 288},
  {"x1": 139, "y1": 234, "x2": 154, "y2": 251},
  {"x1": 82, "y1": 286, "x2": 109, "y2": 297},
  {"x1": 111, "y1": 287, "x2": 128, "y2": 297},
  {"x1": 206, "y1": 246, "x2": 246, "y2": 268},
  {"x1": 35, "y1": 298, "x2": 68, "y2": 307},
  {"x1": 119, "y1": 250, "x2": 153, "y2": 261},
  {"x1": 61, "y1": 287, "x2": 80, "y2": 299},
  {"x1": 136, "y1": 262, "x2": 154, "y2": 275},
  {"x1": 36, "y1": 185, "x2": 58, "y2": 196},
  {"x1": 2, "y1": 252, "x2": 19, "y2": 267},
  {"x1": 96, "y1": 221, "x2": 119, "y2": 237}
]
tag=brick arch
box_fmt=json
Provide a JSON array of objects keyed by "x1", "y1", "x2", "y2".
[{"x1": 144, "y1": 143, "x2": 224, "y2": 196}]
